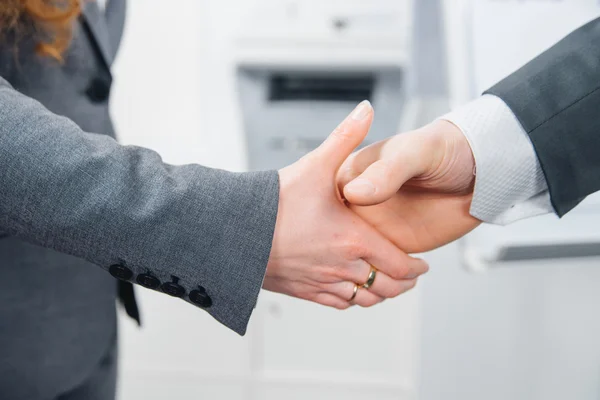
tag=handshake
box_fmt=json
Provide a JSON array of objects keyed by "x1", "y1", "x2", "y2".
[{"x1": 264, "y1": 101, "x2": 482, "y2": 308}]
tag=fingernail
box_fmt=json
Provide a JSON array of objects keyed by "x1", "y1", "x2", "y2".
[
  {"x1": 350, "y1": 100, "x2": 372, "y2": 121},
  {"x1": 346, "y1": 178, "x2": 376, "y2": 196},
  {"x1": 405, "y1": 273, "x2": 418, "y2": 279}
]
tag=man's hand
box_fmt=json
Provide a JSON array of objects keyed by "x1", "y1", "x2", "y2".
[
  {"x1": 264, "y1": 102, "x2": 429, "y2": 309},
  {"x1": 338, "y1": 120, "x2": 482, "y2": 254}
]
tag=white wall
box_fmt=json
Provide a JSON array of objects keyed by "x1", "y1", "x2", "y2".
[{"x1": 111, "y1": 0, "x2": 250, "y2": 170}]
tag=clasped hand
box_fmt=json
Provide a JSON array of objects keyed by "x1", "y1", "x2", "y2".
[{"x1": 264, "y1": 101, "x2": 481, "y2": 309}]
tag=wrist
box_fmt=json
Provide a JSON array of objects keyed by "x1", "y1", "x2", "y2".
[
  {"x1": 264, "y1": 169, "x2": 287, "y2": 285},
  {"x1": 413, "y1": 120, "x2": 476, "y2": 194}
]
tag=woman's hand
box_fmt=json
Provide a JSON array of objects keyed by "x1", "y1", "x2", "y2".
[{"x1": 264, "y1": 102, "x2": 429, "y2": 309}]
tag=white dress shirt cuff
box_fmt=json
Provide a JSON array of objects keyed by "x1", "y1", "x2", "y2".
[{"x1": 441, "y1": 94, "x2": 553, "y2": 225}]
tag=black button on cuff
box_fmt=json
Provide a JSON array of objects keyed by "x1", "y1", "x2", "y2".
[
  {"x1": 137, "y1": 274, "x2": 161, "y2": 289},
  {"x1": 109, "y1": 264, "x2": 133, "y2": 281},
  {"x1": 189, "y1": 287, "x2": 213, "y2": 308},
  {"x1": 161, "y1": 282, "x2": 185, "y2": 298}
]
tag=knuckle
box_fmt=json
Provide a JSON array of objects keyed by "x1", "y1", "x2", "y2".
[
  {"x1": 314, "y1": 264, "x2": 344, "y2": 282},
  {"x1": 378, "y1": 284, "x2": 397, "y2": 299},
  {"x1": 331, "y1": 123, "x2": 352, "y2": 140},
  {"x1": 405, "y1": 279, "x2": 418, "y2": 291},
  {"x1": 339, "y1": 158, "x2": 360, "y2": 180},
  {"x1": 317, "y1": 281, "x2": 334, "y2": 292},
  {"x1": 387, "y1": 278, "x2": 418, "y2": 298},
  {"x1": 388, "y1": 270, "x2": 402, "y2": 281},
  {"x1": 371, "y1": 160, "x2": 393, "y2": 183},
  {"x1": 315, "y1": 293, "x2": 351, "y2": 310},
  {"x1": 388, "y1": 285, "x2": 404, "y2": 298},
  {"x1": 327, "y1": 264, "x2": 350, "y2": 281},
  {"x1": 295, "y1": 286, "x2": 320, "y2": 301},
  {"x1": 358, "y1": 298, "x2": 379, "y2": 308},
  {"x1": 389, "y1": 264, "x2": 409, "y2": 280},
  {"x1": 297, "y1": 291, "x2": 313, "y2": 301},
  {"x1": 341, "y1": 235, "x2": 367, "y2": 260}
]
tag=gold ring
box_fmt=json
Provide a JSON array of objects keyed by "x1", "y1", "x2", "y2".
[
  {"x1": 349, "y1": 283, "x2": 359, "y2": 302},
  {"x1": 362, "y1": 266, "x2": 377, "y2": 289}
]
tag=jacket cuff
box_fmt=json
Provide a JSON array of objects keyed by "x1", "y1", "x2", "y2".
[{"x1": 169, "y1": 169, "x2": 280, "y2": 335}]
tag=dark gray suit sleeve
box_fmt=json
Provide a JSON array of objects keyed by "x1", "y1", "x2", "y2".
[
  {"x1": 485, "y1": 17, "x2": 600, "y2": 217},
  {"x1": 0, "y1": 77, "x2": 278, "y2": 335}
]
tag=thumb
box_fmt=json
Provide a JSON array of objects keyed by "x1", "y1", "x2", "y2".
[
  {"x1": 343, "y1": 133, "x2": 434, "y2": 206},
  {"x1": 312, "y1": 100, "x2": 374, "y2": 171}
]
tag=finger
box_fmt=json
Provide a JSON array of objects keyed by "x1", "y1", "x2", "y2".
[
  {"x1": 351, "y1": 284, "x2": 385, "y2": 307},
  {"x1": 360, "y1": 225, "x2": 430, "y2": 280},
  {"x1": 311, "y1": 100, "x2": 374, "y2": 172},
  {"x1": 343, "y1": 259, "x2": 424, "y2": 299},
  {"x1": 331, "y1": 281, "x2": 384, "y2": 308},
  {"x1": 356, "y1": 264, "x2": 425, "y2": 299},
  {"x1": 340, "y1": 258, "x2": 375, "y2": 288},
  {"x1": 337, "y1": 141, "x2": 384, "y2": 190},
  {"x1": 313, "y1": 293, "x2": 352, "y2": 310},
  {"x1": 367, "y1": 274, "x2": 420, "y2": 299},
  {"x1": 343, "y1": 132, "x2": 433, "y2": 206}
]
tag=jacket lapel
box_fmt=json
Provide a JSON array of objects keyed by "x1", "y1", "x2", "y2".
[
  {"x1": 80, "y1": 1, "x2": 114, "y2": 68},
  {"x1": 105, "y1": 0, "x2": 127, "y2": 60}
]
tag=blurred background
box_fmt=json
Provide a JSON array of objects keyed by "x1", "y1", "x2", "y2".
[{"x1": 110, "y1": 0, "x2": 600, "y2": 399}]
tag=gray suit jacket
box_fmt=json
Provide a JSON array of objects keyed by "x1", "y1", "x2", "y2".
[
  {"x1": 486, "y1": 17, "x2": 600, "y2": 216},
  {"x1": 0, "y1": 1, "x2": 278, "y2": 398}
]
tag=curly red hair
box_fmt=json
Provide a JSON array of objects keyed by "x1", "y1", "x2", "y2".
[{"x1": 0, "y1": 0, "x2": 82, "y2": 61}]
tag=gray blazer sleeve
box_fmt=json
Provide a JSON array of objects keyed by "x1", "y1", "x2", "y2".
[
  {"x1": 0, "y1": 77, "x2": 279, "y2": 335},
  {"x1": 485, "y1": 17, "x2": 600, "y2": 217}
]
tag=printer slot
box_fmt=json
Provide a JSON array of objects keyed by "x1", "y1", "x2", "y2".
[{"x1": 268, "y1": 74, "x2": 374, "y2": 102}]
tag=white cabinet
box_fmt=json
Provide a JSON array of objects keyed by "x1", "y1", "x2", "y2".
[
  {"x1": 116, "y1": 285, "x2": 420, "y2": 400},
  {"x1": 251, "y1": 292, "x2": 419, "y2": 400}
]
